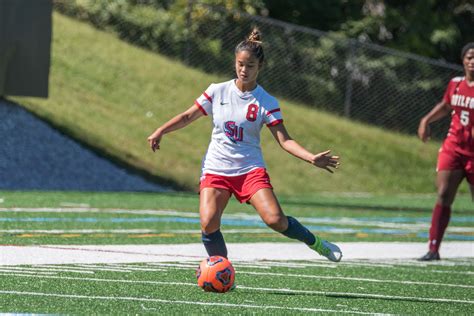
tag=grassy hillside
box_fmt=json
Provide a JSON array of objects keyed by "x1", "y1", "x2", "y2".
[{"x1": 12, "y1": 13, "x2": 468, "y2": 195}]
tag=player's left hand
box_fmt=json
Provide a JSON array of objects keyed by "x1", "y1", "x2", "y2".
[
  {"x1": 310, "y1": 150, "x2": 340, "y2": 173},
  {"x1": 147, "y1": 130, "x2": 163, "y2": 152}
]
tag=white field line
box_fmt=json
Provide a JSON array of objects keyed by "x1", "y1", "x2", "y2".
[
  {"x1": 0, "y1": 269, "x2": 57, "y2": 275},
  {"x1": 0, "y1": 266, "x2": 94, "y2": 274},
  {"x1": 235, "y1": 260, "x2": 337, "y2": 269},
  {"x1": 146, "y1": 262, "x2": 197, "y2": 268},
  {"x1": 64, "y1": 263, "x2": 473, "y2": 289},
  {"x1": 0, "y1": 207, "x2": 199, "y2": 217},
  {"x1": 231, "y1": 260, "x2": 472, "y2": 275},
  {"x1": 97, "y1": 265, "x2": 168, "y2": 272},
  {"x1": 0, "y1": 290, "x2": 388, "y2": 315},
  {"x1": 232, "y1": 260, "x2": 474, "y2": 275},
  {"x1": 35, "y1": 264, "x2": 128, "y2": 272},
  {"x1": 0, "y1": 229, "x2": 160, "y2": 234},
  {"x1": 110, "y1": 267, "x2": 167, "y2": 272},
  {"x1": 36, "y1": 264, "x2": 136, "y2": 273},
  {"x1": 2, "y1": 242, "x2": 473, "y2": 266},
  {"x1": 2, "y1": 207, "x2": 473, "y2": 232},
  {"x1": 74, "y1": 263, "x2": 168, "y2": 272},
  {"x1": 0, "y1": 274, "x2": 472, "y2": 305},
  {"x1": 432, "y1": 270, "x2": 474, "y2": 275},
  {"x1": 59, "y1": 203, "x2": 90, "y2": 208},
  {"x1": 0, "y1": 229, "x2": 268, "y2": 234},
  {"x1": 241, "y1": 271, "x2": 474, "y2": 289},
  {"x1": 74, "y1": 264, "x2": 133, "y2": 272}
]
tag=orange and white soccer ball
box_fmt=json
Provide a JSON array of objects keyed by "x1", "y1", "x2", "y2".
[{"x1": 196, "y1": 256, "x2": 235, "y2": 293}]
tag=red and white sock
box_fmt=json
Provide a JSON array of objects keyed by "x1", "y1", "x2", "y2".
[{"x1": 428, "y1": 203, "x2": 451, "y2": 253}]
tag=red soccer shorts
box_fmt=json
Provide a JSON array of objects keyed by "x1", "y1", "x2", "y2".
[
  {"x1": 199, "y1": 167, "x2": 273, "y2": 203},
  {"x1": 437, "y1": 145, "x2": 474, "y2": 185}
]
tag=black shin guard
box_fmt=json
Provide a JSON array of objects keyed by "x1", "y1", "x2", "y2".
[
  {"x1": 281, "y1": 216, "x2": 316, "y2": 245},
  {"x1": 201, "y1": 229, "x2": 228, "y2": 258}
]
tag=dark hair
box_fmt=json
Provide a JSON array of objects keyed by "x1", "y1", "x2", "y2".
[
  {"x1": 461, "y1": 42, "x2": 474, "y2": 60},
  {"x1": 235, "y1": 27, "x2": 265, "y2": 64}
]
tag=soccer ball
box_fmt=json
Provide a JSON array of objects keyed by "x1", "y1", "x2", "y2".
[{"x1": 196, "y1": 256, "x2": 235, "y2": 293}]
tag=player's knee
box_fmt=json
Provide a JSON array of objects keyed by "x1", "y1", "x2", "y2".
[
  {"x1": 200, "y1": 218, "x2": 220, "y2": 234},
  {"x1": 437, "y1": 186, "x2": 454, "y2": 206},
  {"x1": 263, "y1": 214, "x2": 286, "y2": 231}
]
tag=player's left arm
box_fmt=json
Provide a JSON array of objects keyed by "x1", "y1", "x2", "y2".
[{"x1": 268, "y1": 123, "x2": 340, "y2": 173}]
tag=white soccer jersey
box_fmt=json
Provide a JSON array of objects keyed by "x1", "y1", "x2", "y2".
[{"x1": 194, "y1": 79, "x2": 283, "y2": 176}]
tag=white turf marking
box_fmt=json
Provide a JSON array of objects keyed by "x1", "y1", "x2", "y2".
[
  {"x1": 0, "y1": 229, "x2": 160, "y2": 234},
  {"x1": 100, "y1": 264, "x2": 168, "y2": 272},
  {"x1": 147, "y1": 262, "x2": 197, "y2": 268},
  {"x1": 432, "y1": 270, "x2": 474, "y2": 275},
  {"x1": 241, "y1": 271, "x2": 474, "y2": 289},
  {"x1": 73, "y1": 264, "x2": 133, "y2": 272},
  {"x1": 0, "y1": 269, "x2": 56, "y2": 275},
  {"x1": 0, "y1": 290, "x2": 388, "y2": 315},
  {"x1": 0, "y1": 229, "x2": 268, "y2": 234},
  {"x1": 59, "y1": 202, "x2": 90, "y2": 208},
  {"x1": 1, "y1": 242, "x2": 473, "y2": 266},
  {"x1": 0, "y1": 266, "x2": 94, "y2": 274},
  {"x1": 0, "y1": 207, "x2": 199, "y2": 217},
  {"x1": 235, "y1": 260, "x2": 337, "y2": 269},
  {"x1": 0, "y1": 274, "x2": 472, "y2": 305}
]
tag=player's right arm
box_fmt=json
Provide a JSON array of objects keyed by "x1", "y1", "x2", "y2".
[
  {"x1": 147, "y1": 104, "x2": 204, "y2": 152},
  {"x1": 418, "y1": 99, "x2": 451, "y2": 142}
]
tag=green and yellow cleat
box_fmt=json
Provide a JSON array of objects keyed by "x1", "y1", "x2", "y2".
[{"x1": 309, "y1": 236, "x2": 343, "y2": 262}]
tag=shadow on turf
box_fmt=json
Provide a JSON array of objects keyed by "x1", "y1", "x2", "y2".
[{"x1": 266, "y1": 291, "x2": 453, "y2": 305}]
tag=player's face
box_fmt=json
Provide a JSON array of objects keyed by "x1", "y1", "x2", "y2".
[
  {"x1": 463, "y1": 49, "x2": 474, "y2": 77},
  {"x1": 235, "y1": 50, "x2": 261, "y2": 86}
]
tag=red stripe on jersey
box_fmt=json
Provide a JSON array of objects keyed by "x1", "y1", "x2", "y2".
[
  {"x1": 266, "y1": 119, "x2": 283, "y2": 127},
  {"x1": 194, "y1": 100, "x2": 208, "y2": 116},
  {"x1": 203, "y1": 92, "x2": 212, "y2": 103},
  {"x1": 266, "y1": 108, "x2": 281, "y2": 116}
]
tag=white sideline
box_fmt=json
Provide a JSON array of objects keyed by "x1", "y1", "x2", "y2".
[{"x1": 0, "y1": 242, "x2": 472, "y2": 266}]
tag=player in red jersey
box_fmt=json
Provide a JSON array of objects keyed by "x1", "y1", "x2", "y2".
[{"x1": 417, "y1": 42, "x2": 474, "y2": 261}]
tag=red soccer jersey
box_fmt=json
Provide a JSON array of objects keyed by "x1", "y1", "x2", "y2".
[{"x1": 442, "y1": 76, "x2": 474, "y2": 157}]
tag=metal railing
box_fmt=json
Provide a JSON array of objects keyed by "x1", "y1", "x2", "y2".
[{"x1": 54, "y1": 0, "x2": 463, "y2": 138}]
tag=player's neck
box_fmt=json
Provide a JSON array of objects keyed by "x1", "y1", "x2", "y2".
[
  {"x1": 235, "y1": 79, "x2": 257, "y2": 92},
  {"x1": 465, "y1": 73, "x2": 474, "y2": 86}
]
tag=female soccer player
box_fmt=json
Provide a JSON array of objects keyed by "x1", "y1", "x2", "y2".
[
  {"x1": 148, "y1": 28, "x2": 342, "y2": 262},
  {"x1": 417, "y1": 42, "x2": 474, "y2": 261}
]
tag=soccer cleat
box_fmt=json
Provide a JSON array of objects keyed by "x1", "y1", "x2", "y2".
[
  {"x1": 309, "y1": 236, "x2": 342, "y2": 262},
  {"x1": 418, "y1": 251, "x2": 440, "y2": 261}
]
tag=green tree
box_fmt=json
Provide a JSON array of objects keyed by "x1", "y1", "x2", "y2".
[{"x1": 263, "y1": 0, "x2": 473, "y2": 63}]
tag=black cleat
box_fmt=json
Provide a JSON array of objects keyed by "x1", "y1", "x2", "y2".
[{"x1": 418, "y1": 251, "x2": 440, "y2": 261}]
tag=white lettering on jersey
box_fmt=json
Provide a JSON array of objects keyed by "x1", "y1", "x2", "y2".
[{"x1": 195, "y1": 80, "x2": 283, "y2": 176}]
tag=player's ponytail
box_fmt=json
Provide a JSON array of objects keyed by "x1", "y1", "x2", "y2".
[
  {"x1": 247, "y1": 28, "x2": 262, "y2": 43},
  {"x1": 235, "y1": 27, "x2": 264, "y2": 64}
]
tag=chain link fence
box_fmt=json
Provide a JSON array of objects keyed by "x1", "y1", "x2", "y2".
[{"x1": 54, "y1": 0, "x2": 464, "y2": 139}]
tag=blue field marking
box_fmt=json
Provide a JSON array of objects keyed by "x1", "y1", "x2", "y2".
[
  {"x1": 1, "y1": 215, "x2": 472, "y2": 224},
  {"x1": 357, "y1": 216, "x2": 474, "y2": 223},
  {"x1": 1, "y1": 215, "x2": 473, "y2": 240},
  {"x1": 416, "y1": 232, "x2": 474, "y2": 241}
]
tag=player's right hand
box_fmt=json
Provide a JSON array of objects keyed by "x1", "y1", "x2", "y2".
[
  {"x1": 147, "y1": 131, "x2": 162, "y2": 152},
  {"x1": 417, "y1": 120, "x2": 431, "y2": 142}
]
